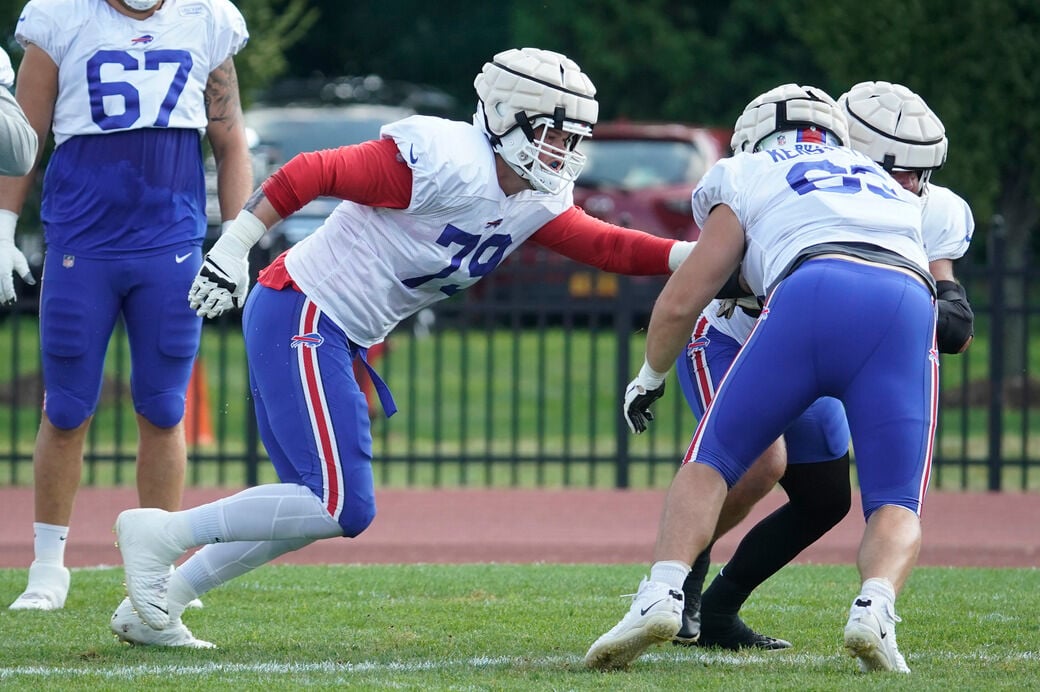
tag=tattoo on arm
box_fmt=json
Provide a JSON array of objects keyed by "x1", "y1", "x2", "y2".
[
  {"x1": 204, "y1": 57, "x2": 242, "y2": 134},
  {"x1": 243, "y1": 189, "x2": 266, "y2": 213}
]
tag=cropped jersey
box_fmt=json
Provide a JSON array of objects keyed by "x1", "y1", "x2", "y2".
[
  {"x1": 17, "y1": 0, "x2": 248, "y2": 255},
  {"x1": 695, "y1": 145, "x2": 943, "y2": 343},
  {"x1": 283, "y1": 116, "x2": 577, "y2": 346}
]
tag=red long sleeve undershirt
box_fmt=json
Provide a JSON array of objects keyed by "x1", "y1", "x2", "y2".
[{"x1": 261, "y1": 137, "x2": 676, "y2": 276}]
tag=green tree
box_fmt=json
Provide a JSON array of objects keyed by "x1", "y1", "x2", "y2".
[
  {"x1": 787, "y1": 0, "x2": 1039, "y2": 239},
  {"x1": 787, "y1": 0, "x2": 1039, "y2": 376},
  {"x1": 509, "y1": 0, "x2": 829, "y2": 124},
  {"x1": 277, "y1": 0, "x2": 510, "y2": 109},
  {"x1": 234, "y1": 0, "x2": 319, "y2": 104}
]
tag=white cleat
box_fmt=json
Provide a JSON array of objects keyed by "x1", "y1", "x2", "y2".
[
  {"x1": 585, "y1": 578, "x2": 684, "y2": 670},
  {"x1": 8, "y1": 562, "x2": 70, "y2": 611},
  {"x1": 110, "y1": 598, "x2": 215, "y2": 649},
  {"x1": 114, "y1": 508, "x2": 185, "y2": 630},
  {"x1": 843, "y1": 595, "x2": 910, "y2": 673}
]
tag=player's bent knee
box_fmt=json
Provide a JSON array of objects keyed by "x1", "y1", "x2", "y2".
[
  {"x1": 44, "y1": 396, "x2": 93, "y2": 430},
  {"x1": 136, "y1": 393, "x2": 186, "y2": 429},
  {"x1": 808, "y1": 486, "x2": 852, "y2": 525},
  {"x1": 339, "y1": 505, "x2": 376, "y2": 538},
  {"x1": 782, "y1": 455, "x2": 852, "y2": 526}
]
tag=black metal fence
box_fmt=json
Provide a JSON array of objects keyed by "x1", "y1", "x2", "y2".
[{"x1": 2, "y1": 217, "x2": 1037, "y2": 490}]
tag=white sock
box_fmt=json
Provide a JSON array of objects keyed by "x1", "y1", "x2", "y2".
[
  {"x1": 649, "y1": 560, "x2": 691, "y2": 591},
  {"x1": 32, "y1": 522, "x2": 69, "y2": 565},
  {"x1": 180, "y1": 483, "x2": 342, "y2": 545},
  {"x1": 171, "y1": 536, "x2": 314, "y2": 620},
  {"x1": 859, "y1": 577, "x2": 896, "y2": 605}
]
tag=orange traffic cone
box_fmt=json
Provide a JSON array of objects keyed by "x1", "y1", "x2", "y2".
[{"x1": 184, "y1": 358, "x2": 214, "y2": 445}]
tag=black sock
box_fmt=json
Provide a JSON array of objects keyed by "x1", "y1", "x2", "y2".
[
  {"x1": 681, "y1": 545, "x2": 713, "y2": 612},
  {"x1": 718, "y1": 454, "x2": 852, "y2": 590},
  {"x1": 701, "y1": 571, "x2": 752, "y2": 622}
]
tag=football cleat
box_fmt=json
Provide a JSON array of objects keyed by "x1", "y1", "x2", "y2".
[
  {"x1": 844, "y1": 596, "x2": 910, "y2": 673},
  {"x1": 8, "y1": 562, "x2": 70, "y2": 611},
  {"x1": 695, "y1": 614, "x2": 792, "y2": 651},
  {"x1": 671, "y1": 604, "x2": 701, "y2": 646},
  {"x1": 114, "y1": 508, "x2": 186, "y2": 630},
  {"x1": 111, "y1": 598, "x2": 214, "y2": 648},
  {"x1": 585, "y1": 578, "x2": 683, "y2": 670}
]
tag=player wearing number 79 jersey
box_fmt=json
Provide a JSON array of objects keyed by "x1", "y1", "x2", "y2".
[
  {"x1": 3, "y1": 0, "x2": 253, "y2": 622},
  {"x1": 104, "y1": 48, "x2": 696, "y2": 648}
]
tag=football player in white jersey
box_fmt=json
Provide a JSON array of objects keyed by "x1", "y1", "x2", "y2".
[
  {"x1": 585, "y1": 84, "x2": 937, "y2": 674},
  {"x1": 670, "y1": 82, "x2": 975, "y2": 652},
  {"x1": 2, "y1": 0, "x2": 253, "y2": 632},
  {"x1": 0, "y1": 46, "x2": 37, "y2": 177},
  {"x1": 107, "y1": 47, "x2": 696, "y2": 647}
]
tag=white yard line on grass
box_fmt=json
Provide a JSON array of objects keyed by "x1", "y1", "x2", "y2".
[{"x1": 1, "y1": 650, "x2": 1038, "y2": 680}]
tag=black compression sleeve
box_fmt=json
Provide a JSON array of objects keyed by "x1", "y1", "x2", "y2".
[{"x1": 936, "y1": 280, "x2": 974, "y2": 354}]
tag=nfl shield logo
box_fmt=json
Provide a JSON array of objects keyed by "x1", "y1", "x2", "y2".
[{"x1": 62, "y1": 255, "x2": 75, "y2": 268}]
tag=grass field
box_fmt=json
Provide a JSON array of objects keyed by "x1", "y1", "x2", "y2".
[{"x1": 1, "y1": 562, "x2": 1037, "y2": 690}]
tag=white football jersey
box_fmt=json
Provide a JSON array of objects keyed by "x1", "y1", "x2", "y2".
[
  {"x1": 692, "y1": 143, "x2": 927, "y2": 343},
  {"x1": 921, "y1": 183, "x2": 973, "y2": 262},
  {"x1": 284, "y1": 116, "x2": 574, "y2": 347},
  {"x1": 16, "y1": 0, "x2": 247, "y2": 146},
  {"x1": 0, "y1": 46, "x2": 13, "y2": 87},
  {"x1": 704, "y1": 175, "x2": 972, "y2": 344}
]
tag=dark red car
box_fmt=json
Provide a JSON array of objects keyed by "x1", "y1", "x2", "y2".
[
  {"x1": 463, "y1": 121, "x2": 731, "y2": 324},
  {"x1": 573, "y1": 121, "x2": 731, "y2": 241}
]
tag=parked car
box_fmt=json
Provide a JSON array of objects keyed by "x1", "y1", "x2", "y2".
[
  {"x1": 462, "y1": 121, "x2": 731, "y2": 324},
  {"x1": 575, "y1": 121, "x2": 730, "y2": 240},
  {"x1": 241, "y1": 103, "x2": 417, "y2": 258},
  {"x1": 205, "y1": 102, "x2": 417, "y2": 265}
]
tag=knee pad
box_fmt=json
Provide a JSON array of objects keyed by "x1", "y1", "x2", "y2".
[
  {"x1": 136, "y1": 392, "x2": 186, "y2": 429},
  {"x1": 338, "y1": 503, "x2": 376, "y2": 538},
  {"x1": 44, "y1": 393, "x2": 93, "y2": 430}
]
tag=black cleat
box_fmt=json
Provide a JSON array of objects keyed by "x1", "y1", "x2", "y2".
[
  {"x1": 696, "y1": 615, "x2": 792, "y2": 651},
  {"x1": 671, "y1": 606, "x2": 702, "y2": 646}
]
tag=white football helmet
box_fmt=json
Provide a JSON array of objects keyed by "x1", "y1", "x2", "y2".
[
  {"x1": 474, "y1": 47, "x2": 598, "y2": 194},
  {"x1": 730, "y1": 83, "x2": 849, "y2": 154},
  {"x1": 839, "y1": 81, "x2": 947, "y2": 189}
]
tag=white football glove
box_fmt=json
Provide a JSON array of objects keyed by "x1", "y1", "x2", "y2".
[
  {"x1": 0, "y1": 210, "x2": 35, "y2": 306},
  {"x1": 623, "y1": 360, "x2": 668, "y2": 434},
  {"x1": 188, "y1": 211, "x2": 266, "y2": 318}
]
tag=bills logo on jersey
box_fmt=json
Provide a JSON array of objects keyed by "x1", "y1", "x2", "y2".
[
  {"x1": 130, "y1": 35, "x2": 154, "y2": 45},
  {"x1": 290, "y1": 332, "x2": 324, "y2": 349},
  {"x1": 686, "y1": 336, "x2": 710, "y2": 354},
  {"x1": 485, "y1": 218, "x2": 503, "y2": 228}
]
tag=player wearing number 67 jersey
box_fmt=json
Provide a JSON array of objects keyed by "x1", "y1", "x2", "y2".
[
  {"x1": 4, "y1": 0, "x2": 253, "y2": 629},
  {"x1": 107, "y1": 48, "x2": 695, "y2": 647},
  {"x1": 587, "y1": 84, "x2": 936, "y2": 674}
]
